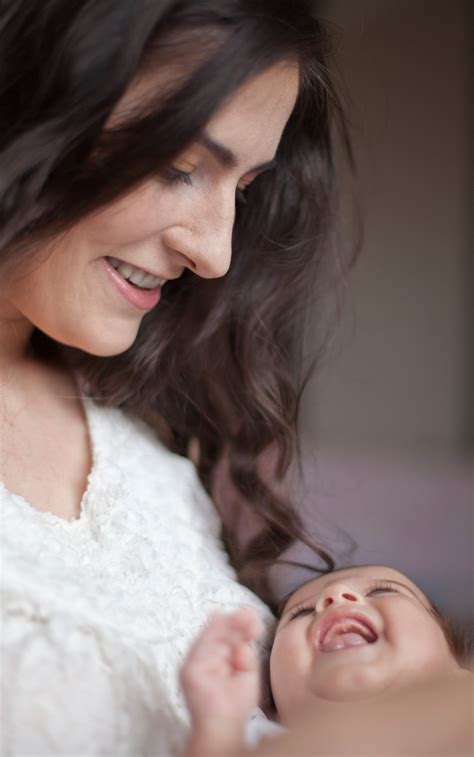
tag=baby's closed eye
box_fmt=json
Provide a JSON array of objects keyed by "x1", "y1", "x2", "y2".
[{"x1": 287, "y1": 604, "x2": 315, "y2": 621}]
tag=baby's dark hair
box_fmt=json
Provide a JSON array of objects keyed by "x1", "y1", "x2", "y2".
[
  {"x1": 259, "y1": 571, "x2": 471, "y2": 716},
  {"x1": 428, "y1": 602, "x2": 471, "y2": 667}
]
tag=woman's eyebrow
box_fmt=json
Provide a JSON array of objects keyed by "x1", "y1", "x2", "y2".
[{"x1": 198, "y1": 132, "x2": 277, "y2": 174}]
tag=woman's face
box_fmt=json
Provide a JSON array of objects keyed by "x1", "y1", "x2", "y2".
[{"x1": 3, "y1": 63, "x2": 298, "y2": 356}]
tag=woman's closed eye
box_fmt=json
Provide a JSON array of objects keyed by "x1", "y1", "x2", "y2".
[
  {"x1": 162, "y1": 167, "x2": 193, "y2": 186},
  {"x1": 162, "y1": 166, "x2": 249, "y2": 205}
]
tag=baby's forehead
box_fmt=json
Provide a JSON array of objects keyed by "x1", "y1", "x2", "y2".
[{"x1": 282, "y1": 564, "x2": 427, "y2": 612}]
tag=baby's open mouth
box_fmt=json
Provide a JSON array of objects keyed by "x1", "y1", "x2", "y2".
[{"x1": 318, "y1": 615, "x2": 378, "y2": 652}]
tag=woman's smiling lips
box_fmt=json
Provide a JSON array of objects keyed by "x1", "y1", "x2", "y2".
[
  {"x1": 313, "y1": 608, "x2": 379, "y2": 653},
  {"x1": 101, "y1": 257, "x2": 161, "y2": 310},
  {"x1": 102, "y1": 256, "x2": 171, "y2": 311}
]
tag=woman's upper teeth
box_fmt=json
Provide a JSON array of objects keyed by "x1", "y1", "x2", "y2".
[{"x1": 108, "y1": 256, "x2": 164, "y2": 289}]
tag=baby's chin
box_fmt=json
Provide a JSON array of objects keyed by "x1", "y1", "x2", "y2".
[
  {"x1": 308, "y1": 663, "x2": 392, "y2": 702},
  {"x1": 276, "y1": 667, "x2": 393, "y2": 724}
]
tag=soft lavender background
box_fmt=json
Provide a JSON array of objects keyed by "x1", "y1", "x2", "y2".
[{"x1": 270, "y1": 448, "x2": 473, "y2": 625}]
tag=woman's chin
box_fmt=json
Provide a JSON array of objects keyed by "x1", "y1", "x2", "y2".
[
  {"x1": 82, "y1": 341, "x2": 136, "y2": 358},
  {"x1": 81, "y1": 335, "x2": 138, "y2": 357},
  {"x1": 57, "y1": 323, "x2": 141, "y2": 358}
]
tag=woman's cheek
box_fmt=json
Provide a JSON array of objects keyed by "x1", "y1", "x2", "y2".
[{"x1": 83, "y1": 182, "x2": 172, "y2": 248}]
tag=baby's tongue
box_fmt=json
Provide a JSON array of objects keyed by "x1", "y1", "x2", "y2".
[{"x1": 321, "y1": 631, "x2": 369, "y2": 652}]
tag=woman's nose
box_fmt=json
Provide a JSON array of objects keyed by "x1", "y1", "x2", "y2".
[
  {"x1": 315, "y1": 582, "x2": 364, "y2": 614},
  {"x1": 163, "y1": 196, "x2": 235, "y2": 280}
]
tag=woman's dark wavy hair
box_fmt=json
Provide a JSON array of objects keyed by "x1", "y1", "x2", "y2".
[{"x1": 1, "y1": 0, "x2": 350, "y2": 607}]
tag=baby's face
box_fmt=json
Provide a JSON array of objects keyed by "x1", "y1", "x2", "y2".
[{"x1": 270, "y1": 565, "x2": 459, "y2": 722}]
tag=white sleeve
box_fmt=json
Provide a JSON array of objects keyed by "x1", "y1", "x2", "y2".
[{"x1": 1, "y1": 608, "x2": 167, "y2": 756}]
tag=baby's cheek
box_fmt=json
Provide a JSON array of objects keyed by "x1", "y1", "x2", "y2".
[
  {"x1": 393, "y1": 617, "x2": 455, "y2": 681},
  {"x1": 270, "y1": 633, "x2": 306, "y2": 693}
]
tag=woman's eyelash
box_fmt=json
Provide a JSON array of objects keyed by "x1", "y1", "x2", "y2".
[
  {"x1": 162, "y1": 168, "x2": 193, "y2": 186},
  {"x1": 365, "y1": 582, "x2": 399, "y2": 597},
  {"x1": 164, "y1": 167, "x2": 249, "y2": 205}
]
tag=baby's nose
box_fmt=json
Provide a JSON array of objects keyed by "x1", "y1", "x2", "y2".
[{"x1": 315, "y1": 582, "x2": 364, "y2": 613}]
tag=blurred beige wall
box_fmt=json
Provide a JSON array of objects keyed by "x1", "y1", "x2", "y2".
[{"x1": 301, "y1": 0, "x2": 471, "y2": 456}]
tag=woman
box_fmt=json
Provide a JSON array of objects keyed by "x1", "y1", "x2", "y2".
[
  {"x1": 2, "y1": 3, "x2": 471, "y2": 756},
  {"x1": 1, "y1": 1, "x2": 341, "y2": 754}
]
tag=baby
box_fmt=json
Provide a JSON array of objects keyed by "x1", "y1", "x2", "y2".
[{"x1": 180, "y1": 564, "x2": 469, "y2": 756}]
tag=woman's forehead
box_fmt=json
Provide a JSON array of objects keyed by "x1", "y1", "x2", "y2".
[{"x1": 283, "y1": 565, "x2": 428, "y2": 611}]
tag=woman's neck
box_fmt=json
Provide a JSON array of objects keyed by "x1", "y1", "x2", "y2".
[{"x1": 0, "y1": 305, "x2": 34, "y2": 368}]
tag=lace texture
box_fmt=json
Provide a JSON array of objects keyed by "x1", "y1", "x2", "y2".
[{"x1": 1, "y1": 400, "x2": 271, "y2": 756}]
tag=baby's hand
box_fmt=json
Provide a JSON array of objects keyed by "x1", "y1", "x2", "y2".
[{"x1": 180, "y1": 607, "x2": 265, "y2": 729}]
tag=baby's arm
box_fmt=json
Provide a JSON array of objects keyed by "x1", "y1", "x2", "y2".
[{"x1": 180, "y1": 607, "x2": 264, "y2": 757}]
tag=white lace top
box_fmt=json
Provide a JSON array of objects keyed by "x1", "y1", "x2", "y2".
[{"x1": 1, "y1": 399, "x2": 271, "y2": 756}]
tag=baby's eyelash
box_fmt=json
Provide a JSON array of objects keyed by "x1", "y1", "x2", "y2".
[
  {"x1": 365, "y1": 582, "x2": 399, "y2": 597},
  {"x1": 287, "y1": 603, "x2": 315, "y2": 621}
]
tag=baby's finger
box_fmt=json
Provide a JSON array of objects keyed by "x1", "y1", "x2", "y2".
[
  {"x1": 231, "y1": 637, "x2": 260, "y2": 673},
  {"x1": 224, "y1": 607, "x2": 265, "y2": 642},
  {"x1": 200, "y1": 609, "x2": 263, "y2": 648},
  {"x1": 183, "y1": 609, "x2": 264, "y2": 673},
  {"x1": 184, "y1": 613, "x2": 242, "y2": 666}
]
